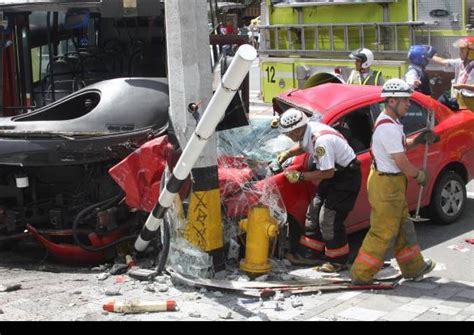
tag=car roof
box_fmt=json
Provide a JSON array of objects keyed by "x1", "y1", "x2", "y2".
[{"x1": 274, "y1": 83, "x2": 382, "y2": 117}]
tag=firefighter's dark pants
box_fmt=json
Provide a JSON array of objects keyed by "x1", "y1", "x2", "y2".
[{"x1": 302, "y1": 161, "x2": 361, "y2": 264}]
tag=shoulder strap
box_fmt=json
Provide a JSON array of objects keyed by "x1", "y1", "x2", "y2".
[
  {"x1": 466, "y1": 60, "x2": 474, "y2": 74},
  {"x1": 347, "y1": 70, "x2": 356, "y2": 85},
  {"x1": 459, "y1": 61, "x2": 474, "y2": 84},
  {"x1": 374, "y1": 71, "x2": 382, "y2": 86},
  {"x1": 313, "y1": 129, "x2": 347, "y2": 141},
  {"x1": 373, "y1": 118, "x2": 395, "y2": 130}
]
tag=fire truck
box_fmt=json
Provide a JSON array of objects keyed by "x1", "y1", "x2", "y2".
[{"x1": 258, "y1": 0, "x2": 474, "y2": 102}]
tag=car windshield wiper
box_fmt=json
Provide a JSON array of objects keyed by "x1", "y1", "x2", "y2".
[{"x1": 0, "y1": 131, "x2": 108, "y2": 140}]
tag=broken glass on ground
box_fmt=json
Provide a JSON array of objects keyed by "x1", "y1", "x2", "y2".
[{"x1": 167, "y1": 237, "x2": 214, "y2": 279}]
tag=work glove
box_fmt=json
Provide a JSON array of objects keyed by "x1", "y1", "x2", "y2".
[
  {"x1": 284, "y1": 170, "x2": 303, "y2": 183},
  {"x1": 277, "y1": 150, "x2": 291, "y2": 164},
  {"x1": 415, "y1": 169, "x2": 428, "y2": 187},
  {"x1": 413, "y1": 129, "x2": 440, "y2": 145}
]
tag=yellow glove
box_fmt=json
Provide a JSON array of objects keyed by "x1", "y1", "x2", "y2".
[
  {"x1": 285, "y1": 170, "x2": 303, "y2": 183},
  {"x1": 277, "y1": 150, "x2": 290, "y2": 164},
  {"x1": 415, "y1": 169, "x2": 428, "y2": 186}
]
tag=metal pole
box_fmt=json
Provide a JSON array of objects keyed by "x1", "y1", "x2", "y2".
[{"x1": 134, "y1": 44, "x2": 257, "y2": 252}]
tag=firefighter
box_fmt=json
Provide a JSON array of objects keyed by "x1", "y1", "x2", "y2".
[
  {"x1": 350, "y1": 78, "x2": 439, "y2": 285},
  {"x1": 430, "y1": 36, "x2": 474, "y2": 110},
  {"x1": 347, "y1": 48, "x2": 385, "y2": 86},
  {"x1": 405, "y1": 45, "x2": 436, "y2": 96},
  {"x1": 276, "y1": 108, "x2": 362, "y2": 272}
]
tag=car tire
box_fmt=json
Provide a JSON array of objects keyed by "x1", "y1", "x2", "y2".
[
  {"x1": 0, "y1": 240, "x2": 17, "y2": 251},
  {"x1": 428, "y1": 171, "x2": 466, "y2": 225}
]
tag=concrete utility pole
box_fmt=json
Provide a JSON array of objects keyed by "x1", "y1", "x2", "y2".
[{"x1": 164, "y1": 0, "x2": 224, "y2": 267}]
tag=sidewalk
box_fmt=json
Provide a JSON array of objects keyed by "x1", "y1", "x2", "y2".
[{"x1": 0, "y1": 250, "x2": 472, "y2": 321}]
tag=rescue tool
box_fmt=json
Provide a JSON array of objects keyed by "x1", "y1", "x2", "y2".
[
  {"x1": 409, "y1": 110, "x2": 435, "y2": 223},
  {"x1": 168, "y1": 268, "x2": 400, "y2": 297}
]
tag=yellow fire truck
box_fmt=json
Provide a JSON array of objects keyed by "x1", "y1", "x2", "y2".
[{"x1": 258, "y1": 0, "x2": 474, "y2": 102}]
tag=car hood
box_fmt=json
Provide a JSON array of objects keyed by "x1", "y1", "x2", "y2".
[{"x1": 273, "y1": 83, "x2": 382, "y2": 117}]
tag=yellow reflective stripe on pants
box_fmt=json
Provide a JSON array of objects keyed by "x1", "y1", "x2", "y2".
[{"x1": 351, "y1": 168, "x2": 425, "y2": 282}]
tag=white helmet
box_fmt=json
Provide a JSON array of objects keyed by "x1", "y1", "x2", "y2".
[
  {"x1": 381, "y1": 78, "x2": 413, "y2": 98},
  {"x1": 349, "y1": 48, "x2": 374, "y2": 69},
  {"x1": 278, "y1": 108, "x2": 308, "y2": 133}
]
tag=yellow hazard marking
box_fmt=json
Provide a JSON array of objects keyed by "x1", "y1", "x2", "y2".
[
  {"x1": 185, "y1": 188, "x2": 223, "y2": 251},
  {"x1": 315, "y1": 146, "x2": 326, "y2": 157}
]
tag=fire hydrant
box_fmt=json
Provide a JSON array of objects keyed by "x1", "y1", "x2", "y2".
[{"x1": 239, "y1": 206, "x2": 278, "y2": 276}]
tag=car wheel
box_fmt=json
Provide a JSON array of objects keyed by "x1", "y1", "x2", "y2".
[
  {"x1": 428, "y1": 171, "x2": 466, "y2": 225},
  {"x1": 0, "y1": 240, "x2": 18, "y2": 251}
]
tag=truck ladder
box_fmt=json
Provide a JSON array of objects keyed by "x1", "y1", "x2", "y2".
[{"x1": 259, "y1": 21, "x2": 434, "y2": 58}]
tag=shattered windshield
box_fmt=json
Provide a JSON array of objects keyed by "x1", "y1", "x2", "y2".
[
  {"x1": 215, "y1": 113, "x2": 318, "y2": 229},
  {"x1": 217, "y1": 116, "x2": 294, "y2": 162},
  {"x1": 216, "y1": 116, "x2": 294, "y2": 226},
  {"x1": 217, "y1": 112, "x2": 322, "y2": 161}
]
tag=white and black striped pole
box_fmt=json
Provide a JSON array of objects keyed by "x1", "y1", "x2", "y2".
[{"x1": 134, "y1": 44, "x2": 257, "y2": 252}]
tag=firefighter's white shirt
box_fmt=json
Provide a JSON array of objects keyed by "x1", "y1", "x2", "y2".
[
  {"x1": 300, "y1": 122, "x2": 355, "y2": 171},
  {"x1": 372, "y1": 113, "x2": 405, "y2": 173}
]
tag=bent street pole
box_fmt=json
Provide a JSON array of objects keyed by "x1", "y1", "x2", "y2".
[
  {"x1": 163, "y1": 0, "x2": 221, "y2": 259},
  {"x1": 162, "y1": 0, "x2": 228, "y2": 269},
  {"x1": 134, "y1": 44, "x2": 257, "y2": 254}
]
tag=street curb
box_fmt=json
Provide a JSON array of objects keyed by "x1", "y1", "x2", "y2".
[{"x1": 249, "y1": 101, "x2": 272, "y2": 107}]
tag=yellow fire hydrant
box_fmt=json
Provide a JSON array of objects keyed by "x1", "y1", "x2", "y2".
[{"x1": 239, "y1": 206, "x2": 278, "y2": 276}]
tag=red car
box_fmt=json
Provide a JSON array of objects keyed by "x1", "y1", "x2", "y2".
[
  {"x1": 223, "y1": 83, "x2": 474, "y2": 233},
  {"x1": 113, "y1": 83, "x2": 474, "y2": 237}
]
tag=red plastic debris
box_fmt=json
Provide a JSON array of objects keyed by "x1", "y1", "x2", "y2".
[
  {"x1": 465, "y1": 238, "x2": 474, "y2": 245},
  {"x1": 114, "y1": 275, "x2": 129, "y2": 284},
  {"x1": 109, "y1": 135, "x2": 191, "y2": 212},
  {"x1": 26, "y1": 224, "x2": 125, "y2": 265},
  {"x1": 109, "y1": 136, "x2": 172, "y2": 212}
]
